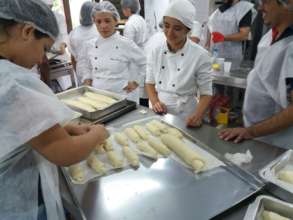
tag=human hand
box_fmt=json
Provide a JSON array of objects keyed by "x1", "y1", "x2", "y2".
[
  {"x1": 218, "y1": 127, "x2": 253, "y2": 143},
  {"x1": 57, "y1": 43, "x2": 66, "y2": 55},
  {"x1": 212, "y1": 32, "x2": 225, "y2": 43},
  {"x1": 123, "y1": 81, "x2": 139, "y2": 93},
  {"x1": 152, "y1": 101, "x2": 167, "y2": 114},
  {"x1": 186, "y1": 112, "x2": 203, "y2": 127},
  {"x1": 90, "y1": 124, "x2": 109, "y2": 144},
  {"x1": 65, "y1": 123, "x2": 91, "y2": 136},
  {"x1": 83, "y1": 79, "x2": 92, "y2": 86}
]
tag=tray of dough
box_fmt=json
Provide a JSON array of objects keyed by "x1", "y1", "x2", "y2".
[
  {"x1": 259, "y1": 150, "x2": 293, "y2": 203},
  {"x1": 57, "y1": 86, "x2": 129, "y2": 121}
]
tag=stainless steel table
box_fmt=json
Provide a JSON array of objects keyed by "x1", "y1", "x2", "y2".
[{"x1": 60, "y1": 107, "x2": 285, "y2": 220}]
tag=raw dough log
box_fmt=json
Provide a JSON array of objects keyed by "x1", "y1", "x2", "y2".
[
  {"x1": 133, "y1": 125, "x2": 149, "y2": 140},
  {"x1": 278, "y1": 170, "x2": 293, "y2": 184},
  {"x1": 122, "y1": 146, "x2": 140, "y2": 168},
  {"x1": 161, "y1": 134, "x2": 205, "y2": 171},
  {"x1": 136, "y1": 142, "x2": 158, "y2": 160},
  {"x1": 95, "y1": 143, "x2": 106, "y2": 154},
  {"x1": 150, "y1": 120, "x2": 168, "y2": 133},
  {"x1": 87, "y1": 154, "x2": 106, "y2": 174},
  {"x1": 84, "y1": 92, "x2": 116, "y2": 105},
  {"x1": 147, "y1": 137, "x2": 171, "y2": 157},
  {"x1": 104, "y1": 138, "x2": 113, "y2": 151},
  {"x1": 78, "y1": 96, "x2": 109, "y2": 110},
  {"x1": 167, "y1": 127, "x2": 183, "y2": 139},
  {"x1": 114, "y1": 132, "x2": 128, "y2": 146},
  {"x1": 62, "y1": 99, "x2": 95, "y2": 112},
  {"x1": 124, "y1": 127, "x2": 141, "y2": 143},
  {"x1": 106, "y1": 151, "x2": 124, "y2": 168},
  {"x1": 146, "y1": 122, "x2": 161, "y2": 136},
  {"x1": 69, "y1": 164, "x2": 84, "y2": 182},
  {"x1": 263, "y1": 210, "x2": 290, "y2": 220}
]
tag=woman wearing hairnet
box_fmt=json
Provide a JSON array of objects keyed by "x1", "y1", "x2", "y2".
[
  {"x1": 69, "y1": 1, "x2": 99, "y2": 85},
  {"x1": 79, "y1": 1, "x2": 146, "y2": 103},
  {"x1": 207, "y1": 0, "x2": 256, "y2": 69},
  {"x1": 145, "y1": 0, "x2": 213, "y2": 127},
  {"x1": 0, "y1": 0, "x2": 109, "y2": 219},
  {"x1": 218, "y1": 0, "x2": 293, "y2": 149}
]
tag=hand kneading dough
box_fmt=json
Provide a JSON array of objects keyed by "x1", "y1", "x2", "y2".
[
  {"x1": 150, "y1": 120, "x2": 168, "y2": 133},
  {"x1": 62, "y1": 99, "x2": 96, "y2": 112},
  {"x1": 104, "y1": 138, "x2": 113, "y2": 151},
  {"x1": 69, "y1": 164, "x2": 84, "y2": 182},
  {"x1": 278, "y1": 170, "x2": 293, "y2": 184},
  {"x1": 122, "y1": 147, "x2": 140, "y2": 168},
  {"x1": 167, "y1": 127, "x2": 183, "y2": 139},
  {"x1": 133, "y1": 125, "x2": 149, "y2": 140},
  {"x1": 87, "y1": 154, "x2": 106, "y2": 174},
  {"x1": 136, "y1": 142, "x2": 158, "y2": 160},
  {"x1": 106, "y1": 151, "x2": 124, "y2": 168},
  {"x1": 114, "y1": 132, "x2": 128, "y2": 146},
  {"x1": 78, "y1": 96, "x2": 109, "y2": 110},
  {"x1": 262, "y1": 210, "x2": 290, "y2": 220},
  {"x1": 146, "y1": 122, "x2": 161, "y2": 136},
  {"x1": 161, "y1": 134, "x2": 205, "y2": 171},
  {"x1": 84, "y1": 92, "x2": 116, "y2": 105},
  {"x1": 124, "y1": 127, "x2": 141, "y2": 143},
  {"x1": 147, "y1": 137, "x2": 171, "y2": 157}
]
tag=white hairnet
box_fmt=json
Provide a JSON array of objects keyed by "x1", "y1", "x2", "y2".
[
  {"x1": 164, "y1": 0, "x2": 196, "y2": 29},
  {"x1": 121, "y1": 0, "x2": 141, "y2": 14},
  {"x1": 0, "y1": 0, "x2": 59, "y2": 39},
  {"x1": 80, "y1": 1, "x2": 96, "y2": 26},
  {"x1": 91, "y1": 1, "x2": 120, "y2": 21}
]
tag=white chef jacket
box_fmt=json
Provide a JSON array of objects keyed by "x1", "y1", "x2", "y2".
[
  {"x1": 79, "y1": 32, "x2": 146, "y2": 102},
  {"x1": 243, "y1": 33, "x2": 293, "y2": 149},
  {"x1": 208, "y1": 1, "x2": 255, "y2": 69},
  {"x1": 146, "y1": 38, "x2": 213, "y2": 118},
  {"x1": 69, "y1": 25, "x2": 99, "y2": 85}
]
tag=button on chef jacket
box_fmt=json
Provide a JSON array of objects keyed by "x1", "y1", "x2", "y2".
[
  {"x1": 79, "y1": 32, "x2": 146, "y2": 102},
  {"x1": 146, "y1": 38, "x2": 213, "y2": 118}
]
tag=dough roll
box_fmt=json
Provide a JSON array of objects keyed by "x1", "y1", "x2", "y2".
[
  {"x1": 106, "y1": 150, "x2": 124, "y2": 168},
  {"x1": 104, "y1": 138, "x2": 113, "y2": 151},
  {"x1": 62, "y1": 99, "x2": 95, "y2": 112},
  {"x1": 262, "y1": 210, "x2": 290, "y2": 220},
  {"x1": 114, "y1": 132, "x2": 128, "y2": 146},
  {"x1": 133, "y1": 125, "x2": 149, "y2": 140},
  {"x1": 147, "y1": 137, "x2": 171, "y2": 157},
  {"x1": 69, "y1": 164, "x2": 84, "y2": 182},
  {"x1": 136, "y1": 142, "x2": 158, "y2": 160},
  {"x1": 84, "y1": 92, "x2": 117, "y2": 105},
  {"x1": 124, "y1": 127, "x2": 141, "y2": 143},
  {"x1": 150, "y1": 120, "x2": 168, "y2": 133},
  {"x1": 78, "y1": 96, "x2": 109, "y2": 110},
  {"x1": 161, "y1": 134, "x2": 205, "y2": 171},
  {"x1": 87, "y1": 154, "x2": 106, "y2": 174},
  {"x1": 278, "y1": 170, "x2": 293, "y2": 184},
  {"x1": 122, "y1": 147, "x2": 140, "y2": 168},
  {"x1": 167, "y1": 127, "x2": 183, "y2": 139},
  {"x1": 146, "y1": 122, "x2": 161, "y2": 136}
]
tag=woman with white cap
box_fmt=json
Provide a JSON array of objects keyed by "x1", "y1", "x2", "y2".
[
  {"x1": 0, "y1": 0, "x2": 109, "y2": 219},
  {"x1": 145, "y1": 0, "x2": 213, "y2": 127},
  {"x1": 69, "y1": 1, "x2": 99, "y2": 85},
  {"x1": 79, "y1": 1, "x2": 146, "y2": 103}
]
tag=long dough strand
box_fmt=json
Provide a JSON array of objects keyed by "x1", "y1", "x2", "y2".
[
  {"x1": 78, "y1": 96, "x2": 109, "y2": 110},
  {"x1": 87, "y1": 154, "x2": 106, "y2": 174},
  {"x1": 145, "y1": 122, "x2": 161, "y2": 136},
  {"x1": 278, "y1": 170, "x2": 293, "y2": 184},
  {"x1": 62, "y1": 99, "x2": 96, "y2": 112},
  {"x1": 147, "y1": 137, "x2": 171, "y2": 157},
  {"x1": 133, "y1": 125, "x2": 149, "y2": 140},
  {"x1": 84, "y1": 91, "x2": 117, "y2": 105},
  {"x1": 124, "y1": 127, "x2": 141, "y2": 143},
  {"x1": 167, "y1": 127, "x2": 183, "y2": 139},
  {"x1": 122, "y1": 146, "x2": 140, "y2": 168},
  {"x1": 150, "y1": 120, "x2": 168, "y2": 133},
  {"x1": 106, "y1": 150, "x2": 124, "y2": 168},
  {"x1": 262, "y1": 211, "x2": 290, "y2": 220},
  {"x1": 136, "y1": 142, "x2": 158, "y2": 160}
]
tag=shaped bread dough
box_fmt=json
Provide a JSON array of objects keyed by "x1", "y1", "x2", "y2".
[
  {"x1": 114, "y1": 132, "x2": 128, "y2": 146},
  {"x1": 147, "y1": 137, "x2": 171, "y2": 157},
  {"x1": 263, "y1": 210, "x2": 290, "y2": 220},
  {"x1": 87, "y1": 154, "x2": 106, "y2": 174},
  {"x1": 136, "y1": 142, "x2": 158, "y2": 160},
  {"x1": 84, "y1": 92, "x2": 116, "y2": 105},
  {"x1": 161, "y1": 134, "x2": 205, "y2": 171},
  {"x1": 278, "y1": 170, "x2": 293, "y2": 184},
  {"x1": 133, "y1": 125, "x2": 149, "y2": 140},
  {"x1": 124, "y1": 127, "x2": 141, "y2": 143},
  {"x1": 69, "y1": 164, "x2": 84, "y2": 182},
  {"x1": 150, "y1": 120, "x2": 168, "y2": 133},
  {"x1": 62, "y1": 99, "x2": 95, "y2": 112},
  {"x1": 104, "y1": 138, "x2": 113, "y2": 151},
  {"x1": 122, "y1": 147, "x2": 140, "y2": 168},
  {"x1": 106, "y1": 151, "x2": 124, "y2": 168},
  {"x1": 145, "y1": 122, "x2": 161, "y2": 136},
  {"x1": 167, "y1": 127, "x2": 183, "y2": 139},
  {"x1": 95, "y1": 143, "x2": 106, "y2": 154},
  {"x1": 78, "y1": 96, "x2": 109, "y2": 110}
]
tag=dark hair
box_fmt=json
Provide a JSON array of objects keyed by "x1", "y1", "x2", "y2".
[{"x1": 0, "y1": 18, "x2": 49, "y2": 39}]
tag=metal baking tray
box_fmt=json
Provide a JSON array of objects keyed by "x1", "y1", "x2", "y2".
[
  {"x1": 57, "y1": 86, "x2": 129, "y2": 121},
  {"x1": 61, "y1": 115, "x2": 264, "y2": 220},
  {"x1": 244, "y1": 195, "x2": 293, "y2": 220},
  {"x1": 259, "y1": 150, "x2": 293, "y2": 203}
]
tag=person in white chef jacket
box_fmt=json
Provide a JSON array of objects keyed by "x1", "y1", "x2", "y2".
[
  {"x1": 145, "y1": 0, "x2": 213, "y2": 127},
  {"x1": 0, "y1": 0, "x2": 109, "y2": 219},
  {"x1": 69, "y1": 1, "x2": 99, "y2": 85},
  {"x1": 79, "y1": 1, "x2": 146, "y2": 103},
  {"x1": 218, "y1": 0, "x2": 293, "y2": 149}
]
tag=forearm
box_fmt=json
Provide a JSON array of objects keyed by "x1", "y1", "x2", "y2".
[
  {"x1": 193, "y1": 95, "x2": 212, "y2": 117},
  {"x1": 146, "y1": 83, "x2": 160, "y2": 104},
  {"x1": 224, "y1": 28, "x2": 250, "y2": 42},
  {"x1": 247, "y1": 105, "x2": 293, "y2": 138}
]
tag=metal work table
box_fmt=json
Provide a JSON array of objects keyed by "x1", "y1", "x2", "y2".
[{"x1": 60, "y1": 107, "x2": 285, "y2": 220}]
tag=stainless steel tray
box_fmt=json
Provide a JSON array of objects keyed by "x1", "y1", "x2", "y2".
[
  {"x1": 259, "y1": 150, "x2": 293, "y2": 203},
  {"x1": 61, "y1": 115, "x2": 264, "y2": 220},
  {"x1": 244, "y1": 195, "x2": 293, "y2": 220},
  {"x1": 57, "y1": 86, "x2": 129, "y2": 120}
]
